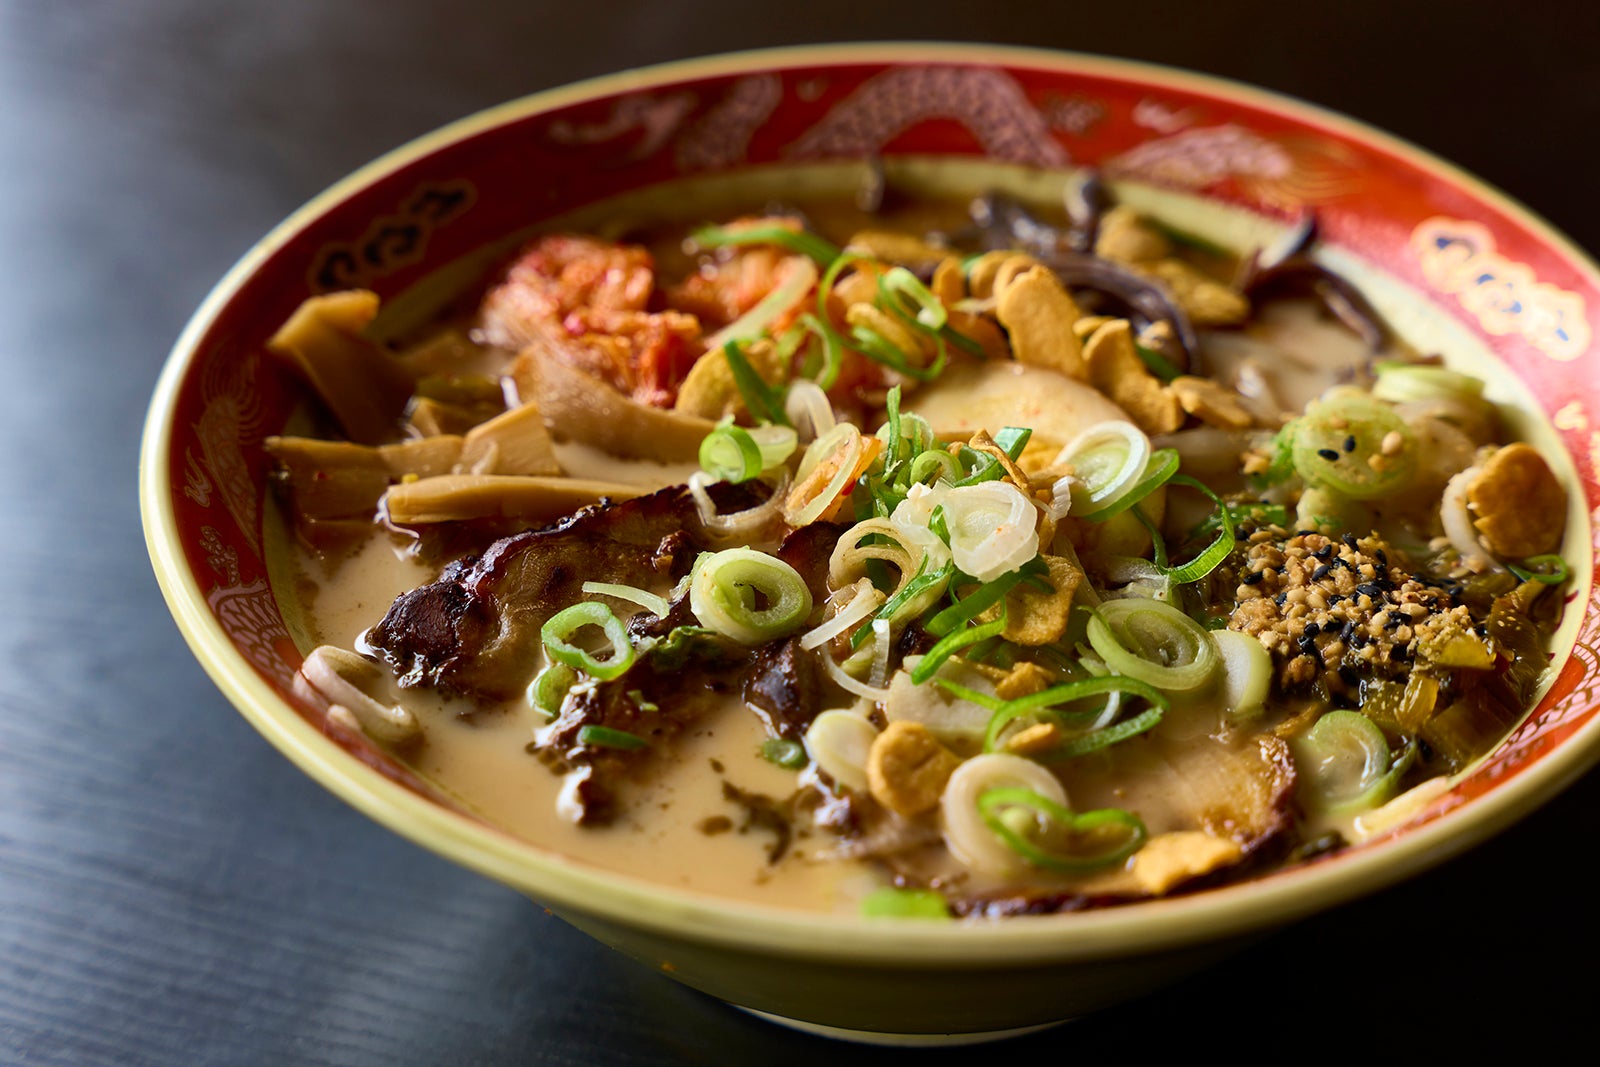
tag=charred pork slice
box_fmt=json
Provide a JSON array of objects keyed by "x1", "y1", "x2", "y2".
[
  {"x1": 362, "y1": 483, "x2": 763, "y2": 702},
  {"x1": 944, "y1": 734, "x2": 1298, "y2": 917}
]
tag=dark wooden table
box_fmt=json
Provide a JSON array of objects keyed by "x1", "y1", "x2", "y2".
[{"x1": 5, "y1": 2, "x2": 1598, "y2": 1062}]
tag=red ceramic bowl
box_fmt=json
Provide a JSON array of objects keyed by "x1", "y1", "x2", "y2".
[{"x1": 142, "y1": 44, "x2": 1600, "y2": 1042}]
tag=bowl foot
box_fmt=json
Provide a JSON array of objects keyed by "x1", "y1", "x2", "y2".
[{"x1": 736, "y1": 1006, "x2": 1066, "y2": 1046}]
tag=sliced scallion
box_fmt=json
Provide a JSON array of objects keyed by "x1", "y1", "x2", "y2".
[
  {"x1": 909, "y1": 612, "x2": 1008, "y2": 684},
  {"x1": 690, "y1": 223, "x2": 841, "y2": 266},
  {"x1": 1290, "y1": 394, "x2": 1415, "y2": 499},
  {"x1": 859, "y1": 886, "x2": 951, "y2": 920},
  {"x1": 576, "y1": 724, "x2": 649, "y2": 751},
  {"x1": 721, "y1": 341, "x2": 790, "y2": 427},
  {"x1": 976, "y1": 787, "x2": 1147, "y2": 873},
  {"x1": 529, "y1": 662, "x2": 577, "y2": 717},
  {"x1": 699, "y1": 423, "x2": 763, "y2": 483},
  {"x1": 1084, "y1": 597, "x2": 1219, "y2": 693},
  {"x1": 877, "y1": 266, "x2": 948, "y2": 331},
  {"x1": 974, "y1": 675, "x2": 1167, "y2": 753},
  {"x1": 1508, "y1": 553, "x2": 1570, "y2": 586},
  {"x1": 1047, "y1": 706, "x2": 1165, "y2": 760},
  {"x1": 1292, "y1": 710, "x2": 1396, "y2": 814},
  {"x1": 1076, "y1": 448, "x2": 1180, "y2": 524},
  {"x1": 689, "y1": 547, "x2": 814, "y2": 645},
  {"x1": 541, "y1": 602, "x2": 636, "y2": 681},
  {"x1": 580, "y1": 581, "x2": 670, "y2": 619},
  {"x1": 759, "y1": 737, "x2": 808, "y2": 770},
  {"x1": 1129, "y1": 475, "x2": 1236, "y2": 585},
  {"x1": 1211, "y1": 628, "x2": 1272, "y2": 721}
]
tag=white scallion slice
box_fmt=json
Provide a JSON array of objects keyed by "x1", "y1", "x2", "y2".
[
  {"x1": 784, "y1": 380, "x2": 836, "y2": 442},
  {"x1": 689, "y1": 547, "x2": 813, "y2": 645},
  {"x1": 580, "y1": 581, "x2": 670, "y2": 619},
  {"x1": 940, "y1": 753, "x2": 1069, "y2": 877},
  {"x1": 1292, "y1": 710, "x2": 1395, "y2": 814},
  {"x1": 940, "y1": 481, "x2": 1040, "y2": 583},
  {"x1": 747, "y1": 423, "x2": 798, "y2": 470},
  {"x1": 687, "y1": 470, "x2": 787, "y2": 539},
  {"x1": 1057, "y1": 421, "x2": 1152, "y2": 515},
  {"x1": 869, "y1": 619, "x2": 892, "y2": 687},
  {"x1": 1440, "y1": 464, "x2": 1497, "y2": 565},
  {"x1": 800, "y1": 579, "x2": 884, "y2": 650},
  {"x1": 803, "y1": 709, "x2": 880, "y2": 791},
  {"x1": 1211, "y1": 629, "x2": 1272, "y2": 721},
  {"x1": 785, "y1": 423, "x2": 865, "y2": 526},
  {"x1": 1085, "y1": 597, "x2": 1219, "y2": 693},
  {"x1": 820, "y1": 650, "x2": 894, "y2": 701}
]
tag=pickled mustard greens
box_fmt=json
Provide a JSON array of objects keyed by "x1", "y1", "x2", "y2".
[{"x1": 268, "y1": 179, "x2": 1572, "y2": 917}]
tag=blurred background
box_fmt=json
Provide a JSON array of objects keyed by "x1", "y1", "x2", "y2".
[{"x1": 3, "y1": 1, "x2": 1597, "y2": 1063}]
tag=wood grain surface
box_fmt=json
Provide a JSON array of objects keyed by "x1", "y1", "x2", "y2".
[{"x1": 3, "y1": 1, "x2": 1597, "y2": 1063}]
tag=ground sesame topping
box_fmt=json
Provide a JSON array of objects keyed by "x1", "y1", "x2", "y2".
[{"x1": 1214, "y1": 526, "x2": 1465, "y2": 697}]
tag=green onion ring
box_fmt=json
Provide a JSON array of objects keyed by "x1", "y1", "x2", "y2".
[
  {"x1": 689, "y1": 547, "x2": 814, "y2": 645},
  {"x1": 529, "y1": 662, "x2": 577, "y2": 717},
  {"x1": 1085, "y1": 597, "x2": 1219, "y2": 693},
  {"x1": 976, "y1": 787, "x2": 1147, "y2": 873},
  {"x1": 698, "y1": 423, "x2": 764, "y2": 483},
  {"x1": 1077, "y1": 448, "x2": 1180, "y2": 523},
  {"x1": 541, "y1": 602, "x2": 637, "y2": 681}
]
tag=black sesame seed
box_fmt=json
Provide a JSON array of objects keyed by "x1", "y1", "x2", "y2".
[
  {"x1": 1303, "y1": 621, "x2": 1320, "y2": 637},
  {"x1": 1343, "y1": 533, "x2": 1360, "y2": 550},
  {"x1": 1385, "y1": 613, "x2": 1405, "y2": 630},
  {"x1": 1317, "y1": 448, "x2": 1340, "y2": 461},
  {"x1": 1275, "y1": 592, "x2": 1289, "y2": 606},
  {"x1": 1339, "y1": 620, "x2": 1356, "y2": 641},
  {"x1": 1350, "y1": 632, "x2": 1368, "y2": 648},
  {"x1": 1241, "y1": 570, "x2": 1264, "y2": 585},
  {"x1": 1343, "y1": 435, "x2": 1358, "y2": 453},
  {"x1": 1298, "y1": 636, "x2": 1324, "y2": 664},
  {"x1": 1357, "y1": 582, "x2": 1383, "y2": 597},
  {"x1": 1312, "y1": 564, "x2": 1332, "y2": 581},
  {"x1": 1314, "y1": 544, "x2": 1334, "y2": 560},
  {"x1": 1375, "y1": 549, "x2": 1389, "y2": 566}
]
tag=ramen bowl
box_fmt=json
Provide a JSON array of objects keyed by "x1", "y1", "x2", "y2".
[{"x1": 141, "y1": 44, "x2": 1600, "y2": 1042}]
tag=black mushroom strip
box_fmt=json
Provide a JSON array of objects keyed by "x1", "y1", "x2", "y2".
[
  {"x1": 361, "y1": 481, "x2": 768, "y2": 702},
  {"x1": 1236, "y1": 212, "x2": 1389, "y2": 350}
]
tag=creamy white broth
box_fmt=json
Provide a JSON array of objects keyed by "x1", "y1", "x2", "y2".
[{"x1": 293, "y1": 532, "x2": 886, "y2": 912}]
